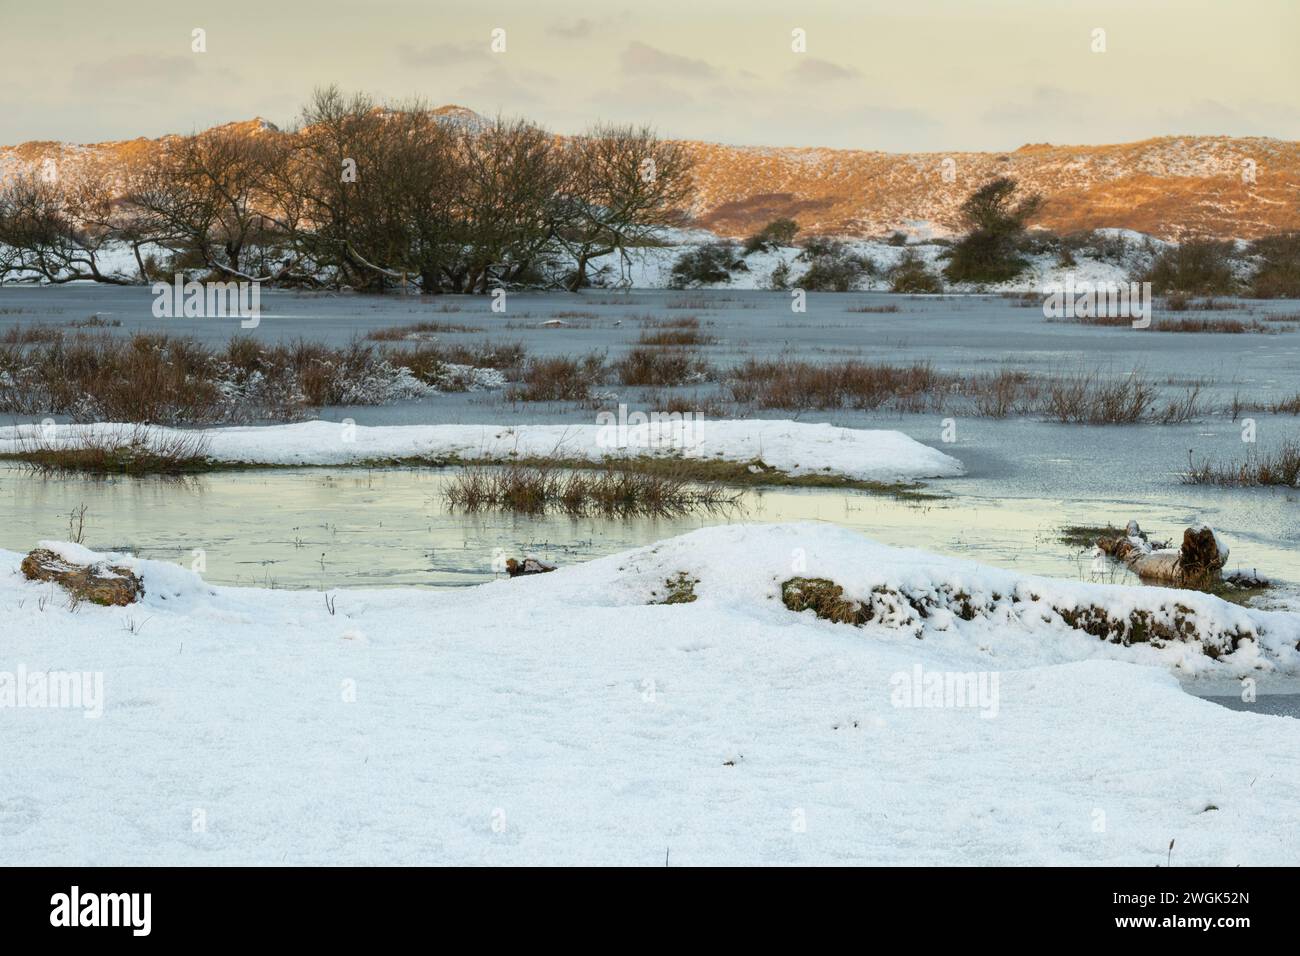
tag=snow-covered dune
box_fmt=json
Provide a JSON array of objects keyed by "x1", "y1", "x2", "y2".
[
  {"x1": 3, "y1": 523, "x2": 1298, "y2": 865},
  {"x1": 0, "y1": 419, "x2": 964, "y2": 483}
]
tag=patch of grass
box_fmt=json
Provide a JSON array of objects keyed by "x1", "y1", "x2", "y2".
[
  {"x1": 637, "y1": 315, "x2": 705, "y2": 328},
  {"x1": 722, "y1": 359, "x2": 1204, "y2": 424},
  {"x1": 365, "y1": 321, "x2": 485, "y2": 340},
  {"x1": 1267, "y1": 393, "x2": 1300, "y2": 415},
  {"x1": 6, "y1": 425, "x2": 213, "y2": 476},
  {"x1": 781, "y1": 574, "x2": 1251, "y2": 652},
  {"x1": 0, "y1": 331, "x2": 520, "y2": 423},
  {"x1": 846, "y1": 304, "x2": 900, "y2": 314},
  {"x1": 636, "y1": 327, "x2": 718, "y2": 346},
  {"x1": 1057, "y1": 311, "x2": 1281, "y2": 333},
  {"x1": 623, "y1": 391, "x2": 733, "y2": 418},
  {"x1": 443, "y1": 461, "x2": 740, "y2": 517},
  {"x1": 782, "y1": 577, "x2": 869, "y2": 624},
  {"x1": 727, "y1": 358, "x2": 943, "y2": 412},
  {"x1": 67, "y1": 315, "x2": 121, "y2": 329},
  {"x1": 665, "y1": 296, "x2": 714, "y2": 310},
  {"x1": 1, "y1": 324, "x2": 65, "y2": 344},
  {"x1": 652, "y1": 572, "x2": 699, "y2": 604},
  {"x1": 1058, "y1": 524, "x2": 1129, "y2": 549},
  {"x1": 1182, "y1": 442, "x2": 1300, "y2": 487}
]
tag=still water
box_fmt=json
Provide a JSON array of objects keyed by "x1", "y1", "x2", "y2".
[{"x1": 3, "y1": 464, "x2": 1298, "y2": 595}]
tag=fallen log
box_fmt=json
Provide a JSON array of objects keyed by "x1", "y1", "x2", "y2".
[{"x1": 1096, "y1": 521, "x2": 1228, "y2": 587}]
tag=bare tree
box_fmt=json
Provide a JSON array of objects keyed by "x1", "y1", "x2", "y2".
[
  {"x1": 0, "y1": 169, "x2": 135, "y2": 284},
  {"x1": 121, "y1": 126, "x2": 283, "y2": 280},
  {"x1": 554, "y1": 124, "x2": 694, "y2": 291}
]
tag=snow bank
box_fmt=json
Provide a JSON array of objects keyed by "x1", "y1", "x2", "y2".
[
  {"x1": 0, "y1": 419, "x2": 964, "y2": 483},
  {"x1": 3, "y1": 523, "x2": 1299, "y2": 865}
]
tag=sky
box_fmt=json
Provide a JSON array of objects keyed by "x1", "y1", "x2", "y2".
[{"x1": 2, "y1": 0, "x2": 1297, "y2": 151}]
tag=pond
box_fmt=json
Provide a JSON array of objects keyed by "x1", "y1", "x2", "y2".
[{"x1": 3, "y1": 463, "x2": 1298, "y2": 600}]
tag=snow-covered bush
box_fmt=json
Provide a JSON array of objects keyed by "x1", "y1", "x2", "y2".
[
  {"x1": 887, "y1": 249, "x2": 944, "y2": 293},
  {"x1": 668, "y1": 241, "x2": 746, "y2": 288},
  {"x1": 742, "y1": 218, "x2": 799, "y2": 255},
  {"x1": 1247, "y1": 232, "x2": 1300, "y2": 298},
  {"x1": 795, "y1": 238, "x2": 874, "y2": 291},
  {"x1": 1142, "y1": 239, "x2": 1240, "y2": 295}
]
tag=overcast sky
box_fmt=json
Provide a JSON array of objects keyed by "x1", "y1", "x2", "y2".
[{"x1": 3, "y1": 0, "x2": 1297, "y2": 151}]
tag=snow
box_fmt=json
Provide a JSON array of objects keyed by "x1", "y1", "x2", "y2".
[
  {"x1": 3, "y1": 522, "x2": 1299, "y2": 865},
  {"x1": 587, "y1": 227, "x2": 1163, "y2": 293},
  {"x1": 0, "y1": 419, "x2": 965, "y2": 483}
]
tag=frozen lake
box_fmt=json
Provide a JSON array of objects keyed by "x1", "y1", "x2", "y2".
[{"x1": 1, "y1": 284, "x2": 1296, "y2": 596}]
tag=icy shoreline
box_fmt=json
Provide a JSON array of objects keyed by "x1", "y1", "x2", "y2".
[
  {"x1": 0, "y1": 419, "x2": 965, "y2": 483},
  {"x1": 3, "y1": 523, "x2": 1299, "y2": 865}
]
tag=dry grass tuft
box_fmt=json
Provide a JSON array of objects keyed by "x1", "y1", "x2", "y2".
[
  {"x1": 1183, "y1": 441, "x2": 1300, "y2": 487},
  {"x1": 506, "y1": 353, "x2": 606, "y2": 401},
  {"x1": 7, "y1": 424, "x2": 213, "y2": 476},
  {"x1": 614, "y1": 347, "x2": 712, "y2": 386},
  {"x1": 444, "y1": 461, "x2": 740, "y2": 516},
  {"x1": 365, "y1": 321, "x2": 485, "y2": 340}
]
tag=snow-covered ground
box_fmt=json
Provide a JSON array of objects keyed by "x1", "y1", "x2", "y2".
[
  {"x1": 0, "y1": 420, "x2": 964, "y2": 483},
  {"x1": 3, "y1": 523, "x2": 1298, "y2": 865},
  {"x1": 587, "y1": 226, "x2": 1162, "y2": 293}
]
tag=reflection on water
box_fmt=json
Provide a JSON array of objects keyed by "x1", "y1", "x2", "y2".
[{"x1": 2, "y1": 464, "x2": 1298, "y2": 593}]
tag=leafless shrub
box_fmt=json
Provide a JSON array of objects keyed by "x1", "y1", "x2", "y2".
[
  {"x1": 614, "y1": 347, "x2": 712, "y2": 386},
  {"x1": 506, "y1": 353, "x2": 606, "y2": 401},
  {"x1": 1043, "y1": 371, "x2": 1157, "y2": 424},
  {"x1": 967, "y1": 368, "x2": 1040, "y2": 418}
]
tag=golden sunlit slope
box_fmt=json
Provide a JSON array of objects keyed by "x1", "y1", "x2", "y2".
[{"x1": 3, "y1": 112, "x2": 1297, "y2": 241}]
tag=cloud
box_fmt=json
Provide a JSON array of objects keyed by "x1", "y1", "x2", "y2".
[
  {"x1": 620, "y1": 42, "x2": 716, "y2": 79},
  {"x1": 74, "y1": 54, "x2": 199, "y2": 86},
  {"x1": 457, "y1": 67, "x2": 555, "y2": 109},
  {"x1": 980, "y1": 86, "x2": 1092, "y2": 127},
  {"x1": 548, "y1": 14, "x2": 630, "y2": 40},
  {"x1": 398, "y1": 42, "x2": 483, "y2": 67},
  {"x1": 790, "y1": 58, "x2": 860, "y2": 83},
  {"x1": 548, "y1": 18, "x2": 596, "y2": 39}
]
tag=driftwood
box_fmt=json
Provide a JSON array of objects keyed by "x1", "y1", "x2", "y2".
[
  {"x1": 21, "y1": 548, "x2": 144, "y2": 606},
  {"x1": 1096, "y1": 521, "x2": 1227, "y2": 586},
  {"x1": 505, "y1": 558, "x2": 556, "y2": 578}
]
